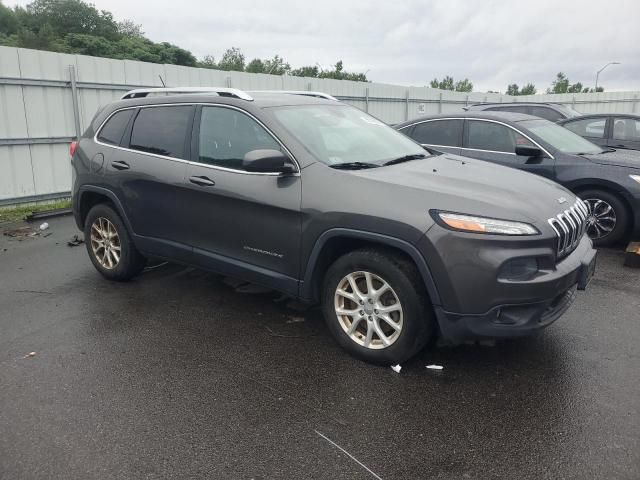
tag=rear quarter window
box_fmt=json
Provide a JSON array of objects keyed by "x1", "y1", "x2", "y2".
[{"x1": 97, "y1": 109, "x2": 136, "y2": 146}]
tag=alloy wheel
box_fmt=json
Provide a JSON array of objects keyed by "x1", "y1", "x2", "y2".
[
  {"x1": 334, "y1": 271, "x2": 403, "y2": 349},
  {"x1": 584, "y1": 198, "x2": 616, "y2": 240},
  {"x1": 90, "y1": 217, "x2": 121, "y2": 269}
]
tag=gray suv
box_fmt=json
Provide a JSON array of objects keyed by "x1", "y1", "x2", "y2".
[{"x1": 71, "y1": 88, "x2": 597, "y2": 365}]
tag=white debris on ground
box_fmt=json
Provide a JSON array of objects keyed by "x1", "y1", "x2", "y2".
[
  {"x1": 39, "y1": 222, "x2": 49, "y2": 231},
  {"x1": 391, "y1": 364, "x2": 402, "y2": 373},
  {"x1": 426, "y1": 364, "x2": 444, "y2": 370},
  {"x1": 23, "y1": 352, "x2": 37, "y2": 358}
]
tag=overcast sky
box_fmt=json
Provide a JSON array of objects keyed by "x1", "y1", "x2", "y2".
[{"x1": 7, "y1": 0, "x2": 639, "y2": 92}]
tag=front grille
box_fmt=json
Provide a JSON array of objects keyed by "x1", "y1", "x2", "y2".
[{"x1": 548, "y1": 198, "x2": 589, "y2": 258}]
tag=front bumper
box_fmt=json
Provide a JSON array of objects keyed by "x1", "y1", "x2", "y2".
[{"x1": 424, "y1": 233, "x2": 597, "y2": 344}]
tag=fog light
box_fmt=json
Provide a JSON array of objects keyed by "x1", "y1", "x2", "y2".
[{"x1": 499, "y1": 257, "x2": 539, "y2": 281}]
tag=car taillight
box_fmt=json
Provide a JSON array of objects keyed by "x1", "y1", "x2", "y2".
[{"x1": 69, "y1": 141, "x2": 78, "y2": 158}]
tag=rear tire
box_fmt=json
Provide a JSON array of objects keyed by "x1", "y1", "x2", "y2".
[
  {"x1": 321, "y1": 248, "x2": 435, "y2": 365},
  {"x1": 579, "y1": 189, "x2": 629, "y2": 247},
  {"x1": 84, "y1": 203, "x2": 146, "y2": 281}
]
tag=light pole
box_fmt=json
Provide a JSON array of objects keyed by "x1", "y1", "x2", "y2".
[{"x1": 595, "y1": 62, "x2": 620, "y2": 91}]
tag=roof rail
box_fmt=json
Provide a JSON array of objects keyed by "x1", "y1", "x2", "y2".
[
  {"x1": 121, "y1": 87, "x2": 253, "y2": 101},
  {"x1": 250, "y1": 90, "x2": 339, "y2": 101}
]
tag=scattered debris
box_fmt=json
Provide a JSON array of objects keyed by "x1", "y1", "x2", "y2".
[
  {"x1": 624, "y1": 242, "x2": 640, "y2": 268},
  {"x1": 286, "y1": 316, "x2": 305, "y2": 324},
  {"x1": 67, "y1": 234, "x2": 84, "y2": 247},
  {"x1": 143, "y1": 261, "x2": 169, "y2": 272},
  {"x1": 39, "y1": 222, "x2": 49, "y2": 231},
  {"x1": 42, "y1": 232, "x2": 52, "y2": 238},
  {"x1": 426, "y1": 364, "x2": 444, "y2": 370},
  {"x1": 3, "y1": 226, "x2": 38, "y2": 238},
  {"x1": 264, "y1": 325, "x2": 307, "y2": 338},
  {"x1": 23, "y1": 352, "x2": 37, "y2": 358},
  {"x1": 391, "y1": 364, "x2": 402, "y2": 373}
]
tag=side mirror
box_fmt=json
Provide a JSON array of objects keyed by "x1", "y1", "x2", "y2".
[
  {"x1": 243, "y1": 149, "x2": 296, "y2": 174},
  {"x1": 515, "y1": 145, "x2": 542, "y2": 158}
]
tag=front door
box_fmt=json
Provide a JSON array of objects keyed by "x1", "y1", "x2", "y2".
[
  {"x1": 460, "y1": 119, "x2": 556, "y2": 180},
  {"x1": 405, "y1": 119, "x2": 463, "y2": 155},
  {"x1": 183, "y1": 105, "x2": 302, "y2": 294}
]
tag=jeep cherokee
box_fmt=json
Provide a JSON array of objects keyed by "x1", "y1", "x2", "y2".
[{"x1": 71, "y1": 88, "x2": 597, "y2": 365}]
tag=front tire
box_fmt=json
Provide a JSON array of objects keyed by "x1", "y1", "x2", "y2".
[
  {"x1": 84, "y1": 203, "x2": 146, "y2": 281},
  {"x1": 322, "y1": 248, "x2": 435, "y2": 365},
  {"x1": 580, "y1": 189, "x2": 629, "y2": 247}
]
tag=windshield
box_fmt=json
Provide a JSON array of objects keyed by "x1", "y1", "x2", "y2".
[
  {"x1": 519, "y1": 119, "x2": 603, "y2": 155},
  {"x1": 270, "y1": 105, "x2": 426, "y2": 166}
]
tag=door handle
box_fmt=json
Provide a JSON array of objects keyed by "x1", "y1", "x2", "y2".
[
  {"x1": 189, "y1": 175, "x2": 215, "y2": 187},
  {"x1": 111, "y1": 160, "x2": 130, "y2": 170}
]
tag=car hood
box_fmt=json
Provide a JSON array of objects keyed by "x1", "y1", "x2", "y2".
[
  {"x1": 351, "y1": 153, "x2": 575, "y2": 224},
  {"x1": 581, "y1": 149, "x2": 640, "y2": 169}
]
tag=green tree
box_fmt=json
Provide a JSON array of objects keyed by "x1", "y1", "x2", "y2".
[
  {"x1": 430, "y1": 76, "x2": 454, "y2": 90},
  {"x1": 245, "y1": 58, "x2": 265, "y2": 73},
  {"x1": 262, "y1": 55, "x2": 290, "y2": 75},
  {"x1": 0, "y1": 1, "x2": 18, "y2": 35},
  {"x1": 117, "y1": 19, "x2": 143, "y2": 38},
  {"x1": 520, "y1": 83, "x2": 537, "y2": 95},
  {"x1": 506, "y1": 83, "x2": 520, "y2": 96},
  {"x1": 216, "y1": 47, "x2": 245, "y2": 71},
  {"x1": 317, "y1": 61, "x2": 367, "y2": 81},
  {"x1": 290, "y1": 65, "x2": 319, "y2": 77},
  {"x1": 25, "y1": 0, "x2": 119, "y2": 40},
  {"x1": 454, "y1": 78, "x2": 473, "y2": 92},
  {"x1": 547, "y1": 72, "x2": 570, "y2": 93},
  {"x1": 198, "y1": 55, "x2": 217, "y2": 69}
]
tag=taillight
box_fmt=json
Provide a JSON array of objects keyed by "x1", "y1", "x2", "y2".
[{"x1": 69, "y1": 141, "x2": 78, "y2": 158}]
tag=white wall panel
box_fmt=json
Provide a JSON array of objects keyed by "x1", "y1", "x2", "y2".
[{"x1": 0, "y1": 145, "x2": 35, "y2": 200}]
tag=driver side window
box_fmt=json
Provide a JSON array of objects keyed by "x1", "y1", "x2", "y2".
[{"x1": 198, "y1": 106, "x2": 281, "y2": 170}]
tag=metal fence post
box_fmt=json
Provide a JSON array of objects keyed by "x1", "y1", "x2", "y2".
[
  {"x1": 226, "y1": 76, "x2": 232, "y2": 88},
  {"x1": 365, "y1": 87, "x2": 370, "y2": 113},
  {"x1": 405, "y1": 89, "x2": 409, "y2": 120},
  {"x1": 438, "y1": 93, "x2": 442, "y2": 114},
  {"x1": 633, "y1": 95, "x2": 638, "y2": 113},
  {"x1": 572, "y1": 96, "x2": 576, "y2": 109},
  {"x1": 68, "y1": 65, "x2": 82, "y2": 139},
  {"x1": 465, "y1": 95, "x2": 469, "y2": 107}
]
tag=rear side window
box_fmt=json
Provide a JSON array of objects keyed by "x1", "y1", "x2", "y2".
[
  {"x1": 563, "y1": 118, "x2": 606, "y2": 138},
  {"x1": 487, "y1": 105, "x2": 529, "y2": 115},
  {"x1": 198, "y1": 106, "x2": 281, "y2": 170},
  {"x1": 612, "y1": 117, "x2": 640, "y2": 141},
  {"x1": 97, "y1": 109, "x2": 135, "y2": 146},
  {"x1": 411, "y1": 120, "x2": 462, "y2": 147},
  {"x1": 129, "y1": 106, "x2": 192, "y2": 158},
  {"x1": 466, "y1": 120, "x2": 532, "y2": 153},
  {"x1": 530, "y1": 106, "x2": 563, "y2": 122}
]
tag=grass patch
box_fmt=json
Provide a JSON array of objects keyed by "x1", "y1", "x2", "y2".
[{"x1": 0, "y1": 199, "x2": 72, "y2": 226}]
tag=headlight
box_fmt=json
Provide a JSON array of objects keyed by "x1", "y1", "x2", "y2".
[
  {"x1": 436, "y1": 212, "x2": 539, "y2": 235},
  {"x1": 630, "y1": 174, "x2": 640, "y2": 185}
]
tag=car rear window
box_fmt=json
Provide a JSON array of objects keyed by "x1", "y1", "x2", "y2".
[
  {"x1": 97, "y1": 109, "x2": 135, "y2": 146},
  {"x1": 410, "y1": 119, "x2": 462, "y2": 147},
  {"x1": 564, "y1": 118, "x2": 606, "y2": 138},
  {"x1": 129, "y1": 106, "x2": 193, "y2": 158}
]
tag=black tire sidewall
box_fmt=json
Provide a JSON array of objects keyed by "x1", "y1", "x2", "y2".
[
  {"x1": 321, "y1": 250, "x2": 434, "y2": 365},
  {"x1": 84, "y1": 204, "x2": 145, "y2": 281},
  {"x1": 580, "y1": 189, "x2": 629, "y2": 246}
]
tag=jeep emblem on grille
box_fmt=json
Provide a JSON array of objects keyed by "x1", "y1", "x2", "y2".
[{"x1": 557, "y1": 197, "x2": 567, "y2": 204}]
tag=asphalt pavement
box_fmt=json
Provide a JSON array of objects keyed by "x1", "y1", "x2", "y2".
[{"x1": 1, "y1": 215, "x2": 638, "y2": 480}]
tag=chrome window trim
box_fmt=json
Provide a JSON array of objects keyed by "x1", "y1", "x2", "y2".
[
  {"x1": 399, "y1": 117, "x2": 555, "y2": 159},
  {"x1": 93, "y1": 102, "x2": 301, "y2": 177}
]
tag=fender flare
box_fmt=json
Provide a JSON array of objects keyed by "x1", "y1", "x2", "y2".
[
  {"x1": 300, "y1": 228, "x2": 441, "y2": 306},
  {"x1": 77, "y1": 185, "x2": 135, "y2": 235}
]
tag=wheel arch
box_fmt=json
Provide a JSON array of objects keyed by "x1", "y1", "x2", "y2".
[
  {"x1": 570, "y1": 182, "x2": 635, "y2": 231},
  {"x1": 300, "y1": 229, "x2": 441, "y2": 306},
  {"x1": 77, "y1": 186, "x2": 134, "y2": 235}
]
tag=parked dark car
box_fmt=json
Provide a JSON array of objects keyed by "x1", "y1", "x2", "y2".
[
  {"x1": 72, "y1": 88, "x2": 597, "y2": 365},
  {"x1": 465, "y1": 102, "x2": 582, "y2": 123},
  {"x1": 559, "y1": 114, "x2": 640, "y2": 151},
  {"x1": 395, "y1": 112, "x2": 640, "y2": 246}
]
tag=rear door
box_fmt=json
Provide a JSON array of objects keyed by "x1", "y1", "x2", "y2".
[
  {"x1": 610, "y1": 117, "x2": 640, "y2": 150},
  {"x1": 112, "y1": 104, "x2": 195, "y2": 261},
  {"x1": 183, "y1": 105, "x2": 302, "y2": 292},
  {"x1": 403, "y1": 119, "x2": 463, "y2": 155},
  {"x1": 461, "y1": 119, "x2": 556, "y2": 179},
  {"x1": 561, "y1": 117, "x2": 609, "y2": 147}
]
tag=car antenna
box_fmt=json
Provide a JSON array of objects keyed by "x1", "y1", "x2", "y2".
[{"x1": 158, "y1": 75, "x2": 166, "y2": 87}]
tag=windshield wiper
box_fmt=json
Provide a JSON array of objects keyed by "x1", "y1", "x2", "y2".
[
  {"x1": 383, "y1": 153, "x2": 427, "y2": 166},
  {"x1": 330, "y1": 162, "x2": 380, "y2": 170}
]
